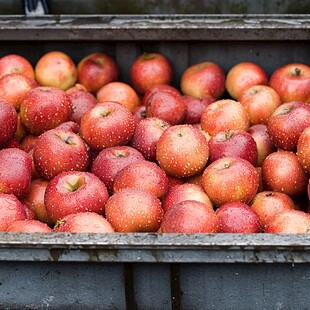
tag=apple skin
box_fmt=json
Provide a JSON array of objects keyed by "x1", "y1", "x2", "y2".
[
  {"x1": 239, "y1": 85, "x2": 282, "y2": 125},
  {"x1": 163, "y1": 183, "x2": 213, "y2": 213},
  {"x1": 77, "y1": 52, "x2": 119, "y2": 94},
  {"x1": 45, "y1": 171, "x2": 109, "y2": 224},
  {"x1": 97, "y1": 81, "x2": 140, "y2": 113},
  {"x1": 54, "y1": 212, "x2": 114, "y2": 233},
  {"x1": 6, "y1": 219, "x2": 53, "y2": 233},
  {"x1": 35, "y1": 51, "x2": 77, "y2": 90},
  {"x1": 160, "y1": 200, "x2": 218, "y2": 233},
  {"x1": 297, "y1": 127, "x2": 310, "y2": 173},
  {"x1": 225, "y1": 62, "x2": 268, "y2": 100},
  {"x1": 156, "y1": 124, "x2": 209, "y2": 178},
  {"x1": 264, "y1": 209, "x2": 310, "y2": 233},
  {"x1": 80, "y1": 101, "x2": 135, "y2": 152},
  {"x1": 216, "y1": 202, "x2": 261, "y2": 233},
  {"x1": 269, "y1": 63, "x2": 310, "y2": 103},
  {"x1": 0, "y1": 54, "x2": 34, "y2": 79},
  {"x1": 267, "y1": 101, "x2": 310, "y2": 151},
  {"x1": 133, "y1": 105, "x2": 147, "y2": 125},
  {"x1": 113, "y1": 160, "x2": 169, "y2": 199},
  {"x1": 0, "y1": 148, "x2": 32, "y2": 199},
  {"x1": 105, "y1": 188, "x2": 163, "y2": 232},
  {"x1": 248, "y1": 124, "x2": 276, "y2": 167},
  {"x1": 20, "y1": 86, "x2": 73, "y2": 135},
  {"x1": 0, "y1": 193, "x2": 27, "y2": 231},
  {"x1": 208, "y1": 129, "x2": 258, "y2": 166},
  {"x1": 130, "y1": 53, "x2": 173, "y2": 95},
  {"x1": 0, "y1": 98, "x2": 18, "y2": 149},
  {"x1": 250, "y1": 191, "x2": 295, "y2": 228},
  {"x1": 131, "y1": 117, "x2": 171, "y2": 161},
  {"x1": 180, "y1": 61, "x2": 225, "y2": 100},
  {"x1": 200, "y1": 99, "x2": 250, "y2": 136},
  {"x1": 55, "y1": 121, "x2": 80, "y2": 133},
  {"x1": 202, "y1": 156, "x2": 259, "y2": 207},
  {"x1": 141, "y1": 84, "x2": 181, "y2": 106},
  {"x1": 262, "y1": 150, "x2": 308, "y2": 198}
]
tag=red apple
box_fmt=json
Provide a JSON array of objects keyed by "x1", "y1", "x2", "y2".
[
  {"x1": 54, "y1": 212, "x2": 114, "y2": 233},
  {"x1": 216, "y1": 202, "x2": 261, "y2": 233},
  {"x1": 131, "y1": 117, "x2": 171, "y2": 161},
  {"x1": 239, "y1": 85, "x2": 282, "y2": 125},
  {"x1": 265, "y1": 209, "x2": 310, "y2": 233},
  {"x1": 166, "y1": 175, "x2": 184, "y2": 191},
  {"x1": 180, "y1": 61, "x2": 225, "y2": 100},
  {"x1": 14, "y1": 113, "x2": 28, "y2": 142},
  {"x1": 297, "y1": 127, "x2": 310, "y2": 173},
  {"x1": 163, "y1": 183, "x2": 213, "y2": 213},
  {"x1": 80, "y1": 101, "x2": 135, "y2": 151},
  {"x1": 6, "y1": 219, "x2": 52, "y2": 233},
  {"x1": 160, "y1": 200, "x2": 218, "y2": 233},
  {"x1": 0, "y1": 193, "x2": 27, "y2": 231},
  {"x1": 55, "y1": 121, "x2": 80, "y2": 133},
  {"x1": 141, "y1": 84, "x2": 181, "y2": 106},
  {"x1": 225, "y1": 62, "x2": 268, "y2": 100},
  {"x1": 156, "y1": 124, "x2": 209, "y2": 178},
  {"x1": 267, "y1": 101, "x2": 310, "y2": 151},
  {"x1": 20, "y1": 86, "x2": 73, "y2": 135},
  {"x1": 77, "y1": 52, "x2": 119, "y2": 94},
  {"x1": 269, "y1": 63, "x2": 310, "y2": 103},
  {"x1": 262, "y1": 150, "x2": 308, "y2": 197},
  {"x1": 105, "y1": 188, "x2": 163, "y2": 232},
  {"x1": 200, "y1": 99, "x2": 250, "y2": 136},
  {"x1": 35, "y1": 51, "x2": 77, "y2": 90},
  {"x1": 208, "y1": 129, "x2": 258, "y2": 166},
  {"x1": 0, "y1": 54, "x2": 34, "y2": 79},
  {"x1": 97, "y1": 81, "x2": 140, "y2": 113},
  {"x1": 0, "y1": 148, "x2": 32, "y2": 198},
  {"x1": 45, "y1": 171, "x2": 109, "y2": 224},
  {"x1": 133, "y1": 105, "x2": 147, "y2": 125},
  {"x1": 130, "y1": 53, "x2": 173, "y2": 95},
  {"x1": 202, "y1": 156, "x2": 259, "y2": 207},
  {"x1": 113, "y1": 160, "x2": 169, "y2": 199},
  {"x1": 250, "y1": 191, "x2": 295, "y2": 228}
]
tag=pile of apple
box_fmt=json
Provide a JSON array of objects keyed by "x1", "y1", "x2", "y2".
[{"x1": 0, "y1": 50, "x2": 309, "y2": 234}]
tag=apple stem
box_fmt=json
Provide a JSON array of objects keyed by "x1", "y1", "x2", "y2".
[{"x1": 295, "y1": 67, "x2": 301, "y2": 76}]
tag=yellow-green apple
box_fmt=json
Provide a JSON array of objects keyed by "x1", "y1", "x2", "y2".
[
  {"x1": 180, "y1": 61, "x2": 225, "y2": 100},
  {"x1": 0, "y1": 54, "x2": 34, "y2": 79},
  {"x1": 0, "y1": 98, "x2": 17, "y2": 149},
  {"x1": 297, "y1": 127, "x2": 310, "y2": 173},
  {"x1": 105, "y1": 188, "x2": 163, "y2": 232},
  {"x1": 156, "y1": 124, "x2": 209, "y2": 178},
  {"x1": 6, "y1": 219, "x2": 52, "y2": 233}
]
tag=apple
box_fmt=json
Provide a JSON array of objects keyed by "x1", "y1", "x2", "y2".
[
  {"x1": 22, "y1": 201, "x2": 36, "y2": 220},
  {"x1": 77, "y1": 52, "x2": 119, "y2": 94},
  {"x1": 250, "y1": 191, "x2": 295, "y2": 228},
  {"x1": 80, "y1": 101, "x2": 135, "y2": 151},
  {"x1": 163, "y1": 183, "x2": 213, "y2": 213},
  {"x1": 14, "y1": 113, "x2": 28, "y2": 142},
  {"x1": 269, "y1": 63, "x2": 310, "y2": 103},
  {"x1": 45, "y1": 171, "x2": 109, "y2": 224},
  {"x1": 141, "y1": 84, "x2": 181, "y2": 106},
  {"x1": 166, "y1": 175, "x2": 184, "y2": 191},
  {"x1": 202, "y1": 156, "x2": 259, "y2": 207},
  {"x1": 264, "y1": 209, "x2": 310, "y2": 233},
  {"x1": 0, "y1": 148, "x2": 32, "y2": 198},
  {"x1": 192, "y1": 123, "x2": 212, "y2": 142},
  {"x1": 239, "y1": 85, "x2": 282, "y2": 125},
  {"x1": 0, "y1": 193, "x2": 27, "y2": 231},
  {"x1": 54, "y1": 212, "x2": 114, "y2": 233},
  {"x1": 225, "y1": 62, "x2": 268, "y2": 100},
  {"x1": 200, "y1": 99, "x2": 250, "y2": 136},
  {"x1": 156, "y1": 124, "x2": 209, "y2": 178},
  {"x1": 133, "y1": 105, "x2": 147, "y2": 125},
  {"x1": 131, "y1": 117, "x2": 170, "y2": 161},
  {"x1": 0, "y1": 98, "x2": 18, "y2": 149},
  {"x1": 297, "y1": 127, "x2": 310, "y2": 173},
  {"x1": 180, "y1": 61, "x2": 225, "y2": 100},
  {"x1": 105, "y1": 188, "x2": 163, "y2": 232},
  {"x1": 130, "y1": 52, "x2": 173, "y2": 95},
  {"x1": 66, "y1": 83, "x2": 97, "y2": 124},
  {"x1": 6, "y1": 219, "x2": 53, "y2": 233},
  {"x1": 262, "y1": 150, "x2": 308, "y2": 197},
  {"x1": 55, "y1": 121, "x2": 80, "y2": 133},
  {"x1": 113, "y1": 160, "x2": 169, "y2": 199},
  {"x1": 0, "y1": 54, "x2": 34, "y2": 79},
  {"x1": 0, "y1": 73, "x2": 37, "y2": 110},
  {"x1": 20, "y1": 86, "x2": 73, "y2": 135},
  {"x1": 97, "y1": 81, "x2": 140, "y2": 113},
  {"x1": 248, "y1": 124, "x2": 276, "y2": 167},
  {"x1": 208, "y1": 129, "x2": 258, "y2": 166},
  {"x1": 160, "y1": 200, "x2": 218, "y2": 233},
  {"x1": 267, "y1": 101, "x2": 310, "y2": 151},
  {"x1": 216, "y1": 202, "x2": 261, "y2": 233}
]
